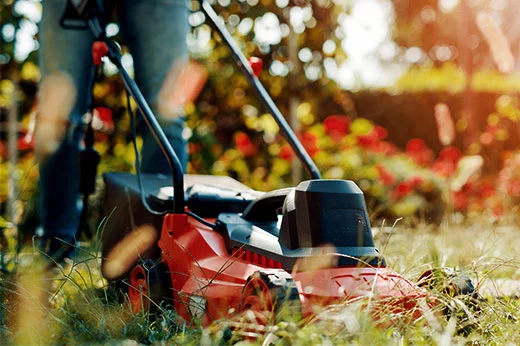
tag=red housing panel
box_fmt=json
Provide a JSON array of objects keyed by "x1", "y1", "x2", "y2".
[{"x1": 158, "y1": 213, "x2": 428, "y2": 325}]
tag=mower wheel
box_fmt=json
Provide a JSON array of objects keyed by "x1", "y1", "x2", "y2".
[
  {"x1": 418, "y1": 267, "x2": 481, "y2": 330},
  {"x1": 239, "y1": 270, "x2": 301, "y2": 325},
  {"x1": 418, "y1": 268, "x2": 478, "y2": 298},
  {"x1": 127, "y1": 259, "x2": 171, "y2": 315}
]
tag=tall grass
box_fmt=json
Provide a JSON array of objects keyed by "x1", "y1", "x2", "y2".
[{"x1": 0, "y1": 219, "x2": 519, "y2": 345}]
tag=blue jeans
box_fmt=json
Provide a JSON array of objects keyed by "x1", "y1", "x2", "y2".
[{"x1": 38, "y1": 0, "x2": 189, "y2": 242}]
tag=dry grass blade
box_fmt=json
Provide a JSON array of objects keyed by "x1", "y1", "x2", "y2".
[
  {"x1": 102, "y1": 225, "x2": 158, "y2": 280},
  {"x1": 292, "y1": 244, "x2": 338, "y2": 273},
  {"x1": 434, "y1": 103, "x2": 455, "y2": 146},
  {"x1": 34, "y1": 71, "x2": 77, "y2": 163},
  {"x1": 476, "y1": 11, "x2": 515, "y2": 74},
  {"x1": 158, "y1": 58, "x2": 208, "y2": 119}
]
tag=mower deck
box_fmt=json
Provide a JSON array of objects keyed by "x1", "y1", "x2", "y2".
[{"x1": 103, "y1": 172, "x2": 429, "y2": 325}]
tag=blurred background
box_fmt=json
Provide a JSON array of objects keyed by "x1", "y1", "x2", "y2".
[{"x1": 1, "y1": 0, "x2": 520, "y2": 229}]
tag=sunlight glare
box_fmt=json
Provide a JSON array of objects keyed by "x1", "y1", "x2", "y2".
[
  {"x1": 439, "y1": 0, "x2": 459, "y2": 13},
  {"x1": 254, "y1": 12, "x2": 282, "y2": 46}
]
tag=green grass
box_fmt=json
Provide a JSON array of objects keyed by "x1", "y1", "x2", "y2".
[{"x1": 1, "y1": 218, "x2": 519, "y2": 345}]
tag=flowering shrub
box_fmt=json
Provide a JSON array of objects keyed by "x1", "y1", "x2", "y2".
[
  {"x1": 206, "y1": 108, "x2": 520, "y2": 222},
  {"x1": 2, "y1": 59, "x2": 519, "y2": 225},
  {"x1": 210, "y1": 114, "x2": 449, "y2": 222}
]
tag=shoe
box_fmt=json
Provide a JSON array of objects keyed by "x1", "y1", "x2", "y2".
[{"x1": 33, "y1": 234, "x2": 77, "y2": 267}]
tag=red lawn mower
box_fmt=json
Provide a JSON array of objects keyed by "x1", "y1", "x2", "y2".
[{"x1": 63, "y1": 0, "x2": 477, "y2": 328}]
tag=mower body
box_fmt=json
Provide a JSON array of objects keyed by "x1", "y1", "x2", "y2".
[
  {"x1": 103, "y1": 172, "x2": 428, "y2": 325},
  {"x1": 66, "y1": 0, "x2": 444, "y2": 327}
]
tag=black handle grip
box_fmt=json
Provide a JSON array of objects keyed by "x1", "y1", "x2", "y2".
[
  {"x1": 60, "y1": 0, "x2": 89, "y2": 30},
  {"x1": 60, "y1": 0, "x2": 105, "y2": 30}
]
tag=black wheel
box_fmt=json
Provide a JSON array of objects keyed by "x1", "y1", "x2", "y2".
[
  {"x1": 418, "y1": 267, "x2": 481, "y2": 333},
  {"x1": 418, "y1": 268, "x2": 478, "y2": 298},
  {"x1": 127, "y1": 259, "x2": 172, "y2": 315},
  {"x1": 240, "y1": 269, "x2": 302, "y2": 325}
]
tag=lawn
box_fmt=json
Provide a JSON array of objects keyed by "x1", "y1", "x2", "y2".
[{"x1": 1, "y1": 218, "x2": 519, "y2": 345}]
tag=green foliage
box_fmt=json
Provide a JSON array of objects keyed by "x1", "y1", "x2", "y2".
[
  {"x1": 1, "y1": 223, "x2": 519, "y2": 344},
  {"x1": 395, "y1": 63, "x2": 520, "y2": 94},
  {"x1": 0, "y1": 253, "x2": 201, "y2": 345},
  {"x1": 2, "y1": 0, "x2": 520, "y2": 224}
]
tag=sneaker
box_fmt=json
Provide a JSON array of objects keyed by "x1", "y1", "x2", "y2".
[{"x1": 33, "y1": 233, "x2": 77, "y2": 267}]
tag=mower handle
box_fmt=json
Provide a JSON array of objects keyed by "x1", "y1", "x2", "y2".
[
  {"x1": 61, "y1": 0, "x2": 185, "y2": 213},
  {"x1": 63, "y1": 0, "x2": 321, "y2": 181},
  {"x1": 60, "y1": 0, "x2": 322, "y2": 215},
  {"x1": 199, "y1": 0, "x2": 321, "y2": 180},
  {"x1": 101, "y1": 38, "x2": 186, "y2": 214}
]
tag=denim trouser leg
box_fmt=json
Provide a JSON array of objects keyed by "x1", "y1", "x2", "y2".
[
  {"x1": 38, "y1": 0, "x2": 189, "y2": 242},
  {"x1": 39, "y1": 0, "x2": 94, "y2": 241},
  {"x1": 120, "y1": 0, "x2": 190, "y2": 174}
]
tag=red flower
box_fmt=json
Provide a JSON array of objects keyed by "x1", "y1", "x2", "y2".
[
  {"x1": 92, "y1": 41, "x2": 109, "y2": 66},
  {"x1": 373, "y1": 125, "x2": 388, "y2": 140},
  {"x1": 17, "y1": 135, "x2": 34, "y2": 151},
  {"x1": 410, "y1": 151, "x2": 434, "y2": 166},
  {"x1": 188, "y1": 143, "x2": 201, "y2": 154},
  {"x1": 432, "y1": 159, "x2": 457, "y2": 177},
  {"x1": 357, "y1": 135, "x2": 373, "y2": 146},
  {"x1": 478, "y1": 182, "x2": 495, "y2": 199},
  {"x1": 235, "y1": 132, "x2": 257, "y2": 157},
  {"x1": 370, "y1": 141, "x2": 399, "y2": 155},
  {"x1": 432, "y1": 146, "x2": 462, "y2": 176},
  {"x1": 405, "y1": 138, "x2": 434, "y2": 166},
  {"x1": 95, "y1": 106, "x2": 114, "y2": 126},
  {"x1": 323, "y1": 115, "x2": 351, "y2": 140},
  {"x1": 393, "y1": 181, "x2": 413, "y2": 200},
  {"x1": 461, "y1": 182, "x2": 476, "y2": 193},
  {"x1": 357, "y1": 132, "x2": 377, "y2": 147},
  {"x1": 300, "y1": 131, "x2": 319, "y2": 157},
  {"x1": 352, "y1": 125, "x2": 390, "y2": 153},
  {"x1": 0, "y1": 137, "x2": 33, "y2": 156},
  {"x1": 376, "y1": 164, "x2": 396, "y2": 186},
  {"x1": 406, "y1": 138, "x2": 426, "y2": 153},
  {"x1": 439, "y1": 146, "x2": 461, "y2": 164},
  {"x1": 453, "y1": 190, "x2": 469, "y2": 211},
  {"x1": 408, "y1": 175, "x2": 425, "y2": 188},
  {"x1": 279, "y1": 145, "x2": 294, "y2": 162}
]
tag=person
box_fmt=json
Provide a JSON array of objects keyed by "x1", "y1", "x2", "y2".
[{"x1": 35, "y1": 0, "x2": 189, "y2": 261}]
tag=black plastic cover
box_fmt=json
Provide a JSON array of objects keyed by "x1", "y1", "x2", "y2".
[
  {"x1": 218, "y1": 179, "x2": 385, "y2": 270},
  {"x1": 102, "y1": 172, "x2": 260, "y2": 258},
  {"x1": 280, "y1": 180, "x2": 375, "y2": 251}
]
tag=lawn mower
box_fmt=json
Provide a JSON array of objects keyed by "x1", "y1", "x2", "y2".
[{"x1": 62, "y1": 0, "x2": 477, "y2": 327}]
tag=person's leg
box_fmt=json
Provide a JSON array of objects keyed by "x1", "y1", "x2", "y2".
[
  {"x1": 119, "y1": 0, "x2": 190, "y2": 174},
  {"x1": 38, "y1": 0, "x2": 94, "y2": 251}
]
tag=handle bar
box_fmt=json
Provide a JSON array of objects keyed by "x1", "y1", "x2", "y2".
[
  {"x1": 61, "y1": 0, "x2": 185, "y2": 213},
  {"x1": 199, "y1": 0, "x2": 321, "y2": 179},
  {"x1": 60, "y1": 0, "x2": 321, "y2": 214}
]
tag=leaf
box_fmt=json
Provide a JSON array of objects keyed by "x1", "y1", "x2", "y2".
[
  {"x1": 476, "y1": 11, "x2": 515, "y2": 74},
  {"x1": 451, "y1": 155, "x2": 484, "y2": 192},
  {"x1": 350, "y1": 118, "x2": 373, "y2": 136},
  {"x1": 0, "y1": 215, "x2": 10, "y2": 228},
  {"x1": 434, "y1": 103, "x2": 455, "y2": 146}
]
